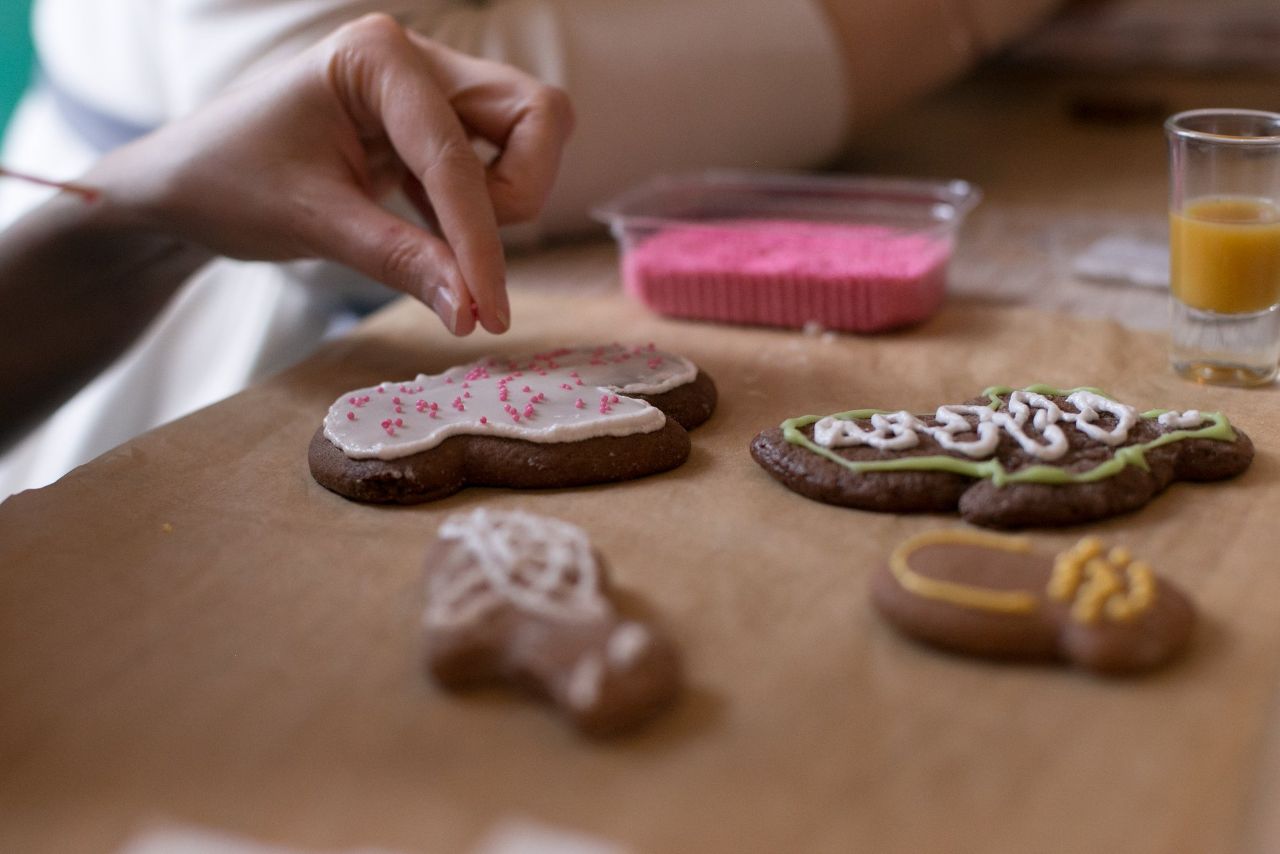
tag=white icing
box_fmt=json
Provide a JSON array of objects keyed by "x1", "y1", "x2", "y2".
[
  {"x1": 323, "y1": 345, "x2": 697, "y2": 460},
  {"x1": 606, "y1": 622, "x2": 651, "y2": 669},
  {"x1": 1158, "y1": 409, "x2": 1207, "y2": 429},
  {"x1": 814, "y1": 390, "x2": 1146, "y2": 462},
  {"x1": 566, "y1": 653, "x2": 605, "y2": 711},
  {"x1": 424, "y1": 509, "x2": 609, "y2": 631}
]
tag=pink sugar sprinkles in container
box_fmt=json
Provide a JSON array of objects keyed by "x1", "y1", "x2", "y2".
[{"x1": 595, "y1": 171, "x2": 981, "y2": 332}]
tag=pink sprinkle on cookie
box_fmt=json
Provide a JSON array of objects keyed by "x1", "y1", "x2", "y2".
[{"x1": 622, "y1": 220, "x2": 950, "y2": 332}]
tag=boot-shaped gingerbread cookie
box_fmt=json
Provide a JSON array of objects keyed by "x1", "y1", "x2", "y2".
[
  {"x1": 423, "y1": 508, "x2": 681, "y2": 736},
  {"x1": 872, "y1": 529, "x2": 1196, "y2": 673}
]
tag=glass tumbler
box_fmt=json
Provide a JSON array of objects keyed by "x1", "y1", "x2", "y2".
[{"x1": 1166, "y1": 108, "x2": 1280, "y2": 386}]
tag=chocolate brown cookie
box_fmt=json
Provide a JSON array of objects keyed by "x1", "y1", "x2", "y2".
[
  {"x1": 422, "y1": 508, "x2": 682, "y2": 736},
  {"x1": 751, "y1": 385, "x2": 1252, "y2": 528},
  {"x1": 871, "y1": 529, "x2": 1195, "y2": 673},
  {"x1": 310, "y1": 345, "x2": 716, "y2": 503}
]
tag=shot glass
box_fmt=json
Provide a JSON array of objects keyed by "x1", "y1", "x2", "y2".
[{"x1": 1166, "y1": 108, "x2": 1280, "y2": 386}]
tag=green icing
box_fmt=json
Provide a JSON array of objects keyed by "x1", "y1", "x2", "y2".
[{"x1": 780, "y1": 384, "x2": 1238, "y2": 487}]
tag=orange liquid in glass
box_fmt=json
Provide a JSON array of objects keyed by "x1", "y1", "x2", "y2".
[{"x1": 1170, "y1": 196, "x2": 1280, "y2": 314}]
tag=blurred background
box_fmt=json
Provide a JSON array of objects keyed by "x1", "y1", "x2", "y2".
[{"x1": 0, "y1": 0, "x2": 33, "y2": 131}]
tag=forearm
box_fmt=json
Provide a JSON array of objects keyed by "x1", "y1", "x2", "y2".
[
  {"x1": 813, "y1": 0, "x2": 1063, "y2": 131},
  {"x1": 0, "y1": 192, "x2": 212, "y2": 447}
]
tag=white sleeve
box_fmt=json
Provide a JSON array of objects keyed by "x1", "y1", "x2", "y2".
[{"x1": 35, "y1": 0, "x2": 847, "y2": 239}]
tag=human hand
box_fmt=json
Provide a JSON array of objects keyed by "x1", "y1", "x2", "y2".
[{"x1": 85, "y1": 13, "x2": 574, "y2": 335}]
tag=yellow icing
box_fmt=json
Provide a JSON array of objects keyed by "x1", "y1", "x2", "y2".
[
  {"x1": 1048, "y1": 537, "x2": 1158, "y2": 624},
  {"x1": 889, "y1": 529, "x2": 1039, "y2": 614}
]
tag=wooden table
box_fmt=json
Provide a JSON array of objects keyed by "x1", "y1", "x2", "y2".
[{"x1": 4, "y1": 66, "x2": 1280, "y2": 854}]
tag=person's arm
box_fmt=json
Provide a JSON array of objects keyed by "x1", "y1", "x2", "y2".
[
  {"x1": 0, "y1": 194, "x2": 212, "y2": 445},
  {"x1": 814, "y1": 0, "x2": 1062, "y2": 131},
  {"x1": 0, "y1": 14, "x2": 572, "y2": 449}
]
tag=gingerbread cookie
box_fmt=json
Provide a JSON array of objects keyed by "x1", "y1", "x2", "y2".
[
  {"x1": 422, "y1": 508, "x2": 681, "y2": 736},
  {"x1": 871, "y1": 529, "x2": 1195, "y2": 673},
  {"x1": 310, "y1": 344, "x2": 716, "y2": 503},
  {"x1": 750, "y1": 385, "x2": 1253, "y2": 527}
]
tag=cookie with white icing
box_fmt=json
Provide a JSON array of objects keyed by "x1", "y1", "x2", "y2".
[
  {"x1": 750, "y1": 385, "x2": 1253, "y2": 528},
  {"x1": 422, "y1": 508, "x2": 681, "y2": 736},
  {"x1": 871, "y1": 529, "x2": 1195, "y2": 673},
  {"x1": 309, "y1": 344, "x2": 716, "y2": 503}
]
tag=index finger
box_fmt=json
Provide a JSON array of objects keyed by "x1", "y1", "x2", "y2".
[{"x1": 328, "y1": 16, "x2": 510, "y2": 333}]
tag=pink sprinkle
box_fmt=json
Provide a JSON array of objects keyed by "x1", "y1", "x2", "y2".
[
  {"x1": 430, "y1": 402, "x2": 439, "y2": 410},
  {"x1": 464, "y1": 391, "x2": 471, "y2": 399},
  {"x1": 569, "y1": 371, "x2": 580, "y2": 378},
  {"x1": 462, "y1": 382, "x2": 470, "y2": 389},
  {"x1": 575, "y1": 398, "x2": 585, "y2": 408},
  {"x1": 429, "y1": 411, "x2": 439, "y2": 419},
  {"x1": 416, "y1": 400, "x2": 428, "y2": 412},
  {"x1": 610, "y1": 395, "x2": 621, "y2": 404},
  {"x1": 576, "y1": 379, "x2": 584, "y2": 385},
  {"x1": 394, "y1": 418, "x2": 404, "y2": 427},
  {"x1": 377, "y1": 385, "x2": 386, "y2": 394},
  {"x1": 648, "y1": 358, "x2": 663, "y2": 369},
  {"x1": 512, "y1": 413, "x2": 522, "y2": 423},
  {"x1": 348, "y1": 396, "x2": 357, "y2": 404},
  {"x1": 380, "y1": 419, "x2": 392, "y2": 428},
  {"x1": 522, "y1": 385, "x2": 532, "y2": 393},
  {"x1": 523, "y1": 404, "x2": 535, "y2": 417},
  {"x1": 392, "y1": 396, "x2": 402, "y2": 405},
  {"x1": 347, "y1": 411, "x2": 356, "y2": 421},
  {"x1": 561, "y1": 383, "x2": 573, "y2": 390},
  {"x1": 394, "y1": 405, "x2": 403, "y2": 414},
  {"x1": 446, "y1": 377, "x2": 454, "y2": 384},
  {"x1": 479, "y1": 416, "x2": 488, "y2": 425}
]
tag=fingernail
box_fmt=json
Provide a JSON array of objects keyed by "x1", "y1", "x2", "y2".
[
  {"x1": 496, "y1": 299, "x2": 511, "y2": 331},
  {"x1": 430, "y1": 286, "x2": 461, "y2": 334}
]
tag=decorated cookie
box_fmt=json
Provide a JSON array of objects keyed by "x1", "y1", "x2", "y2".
[
  {"x1": 871, "y1": 529, "x2": 1195, "y2": 673},
  {"x1": 422, "y1": 508, "x2": 681, "y2": 736},
  {"x1": 310, "y1": 344, "x2": 716, "y2": 503},
  {"x1": 750, "y1": 385, "x2": 1253, "y2": 527}
]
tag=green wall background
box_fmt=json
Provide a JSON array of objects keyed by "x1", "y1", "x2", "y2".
[{"x1": 0, "y1": 0, "x2": 34, "y2": 132}]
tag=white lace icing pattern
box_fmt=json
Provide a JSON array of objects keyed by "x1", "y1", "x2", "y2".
[
  {"x1": 323, "y1": 345, "x2": 697, "y2": 460},
  {"x1": 813, "y1": 390, "x2": 1208, "y2": 461},
  {"x1": 424, "y1": 508, "x2": 610, "y2": 631}
]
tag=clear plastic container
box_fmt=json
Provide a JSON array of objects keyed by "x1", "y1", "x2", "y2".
[{"x1": 594, "y1": 171, "x2": 982, "y2": 332}]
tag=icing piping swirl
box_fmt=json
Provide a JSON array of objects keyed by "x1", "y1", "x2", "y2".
[
  {"x1": 783, "y1": 385, "x2": 1237, "y2": 486},
  {"x1": 425, "y1": 508, "x2": 609, "y2": 631}
]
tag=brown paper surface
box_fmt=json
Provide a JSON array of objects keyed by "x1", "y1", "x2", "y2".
[{"x1": 4, "y1": 263, "x2": 1280, "y2": 854}]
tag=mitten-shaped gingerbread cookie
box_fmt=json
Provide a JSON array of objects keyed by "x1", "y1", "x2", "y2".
[
  {"x1": 422, "y1": 508, "x2": 681, "y2": 736},
  {"x1": 871, "y1": 529, "x2": 1195, "y2": 673},
  {"x1": 311, "y1": 344, "x2": 717, "y2": 504}
]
